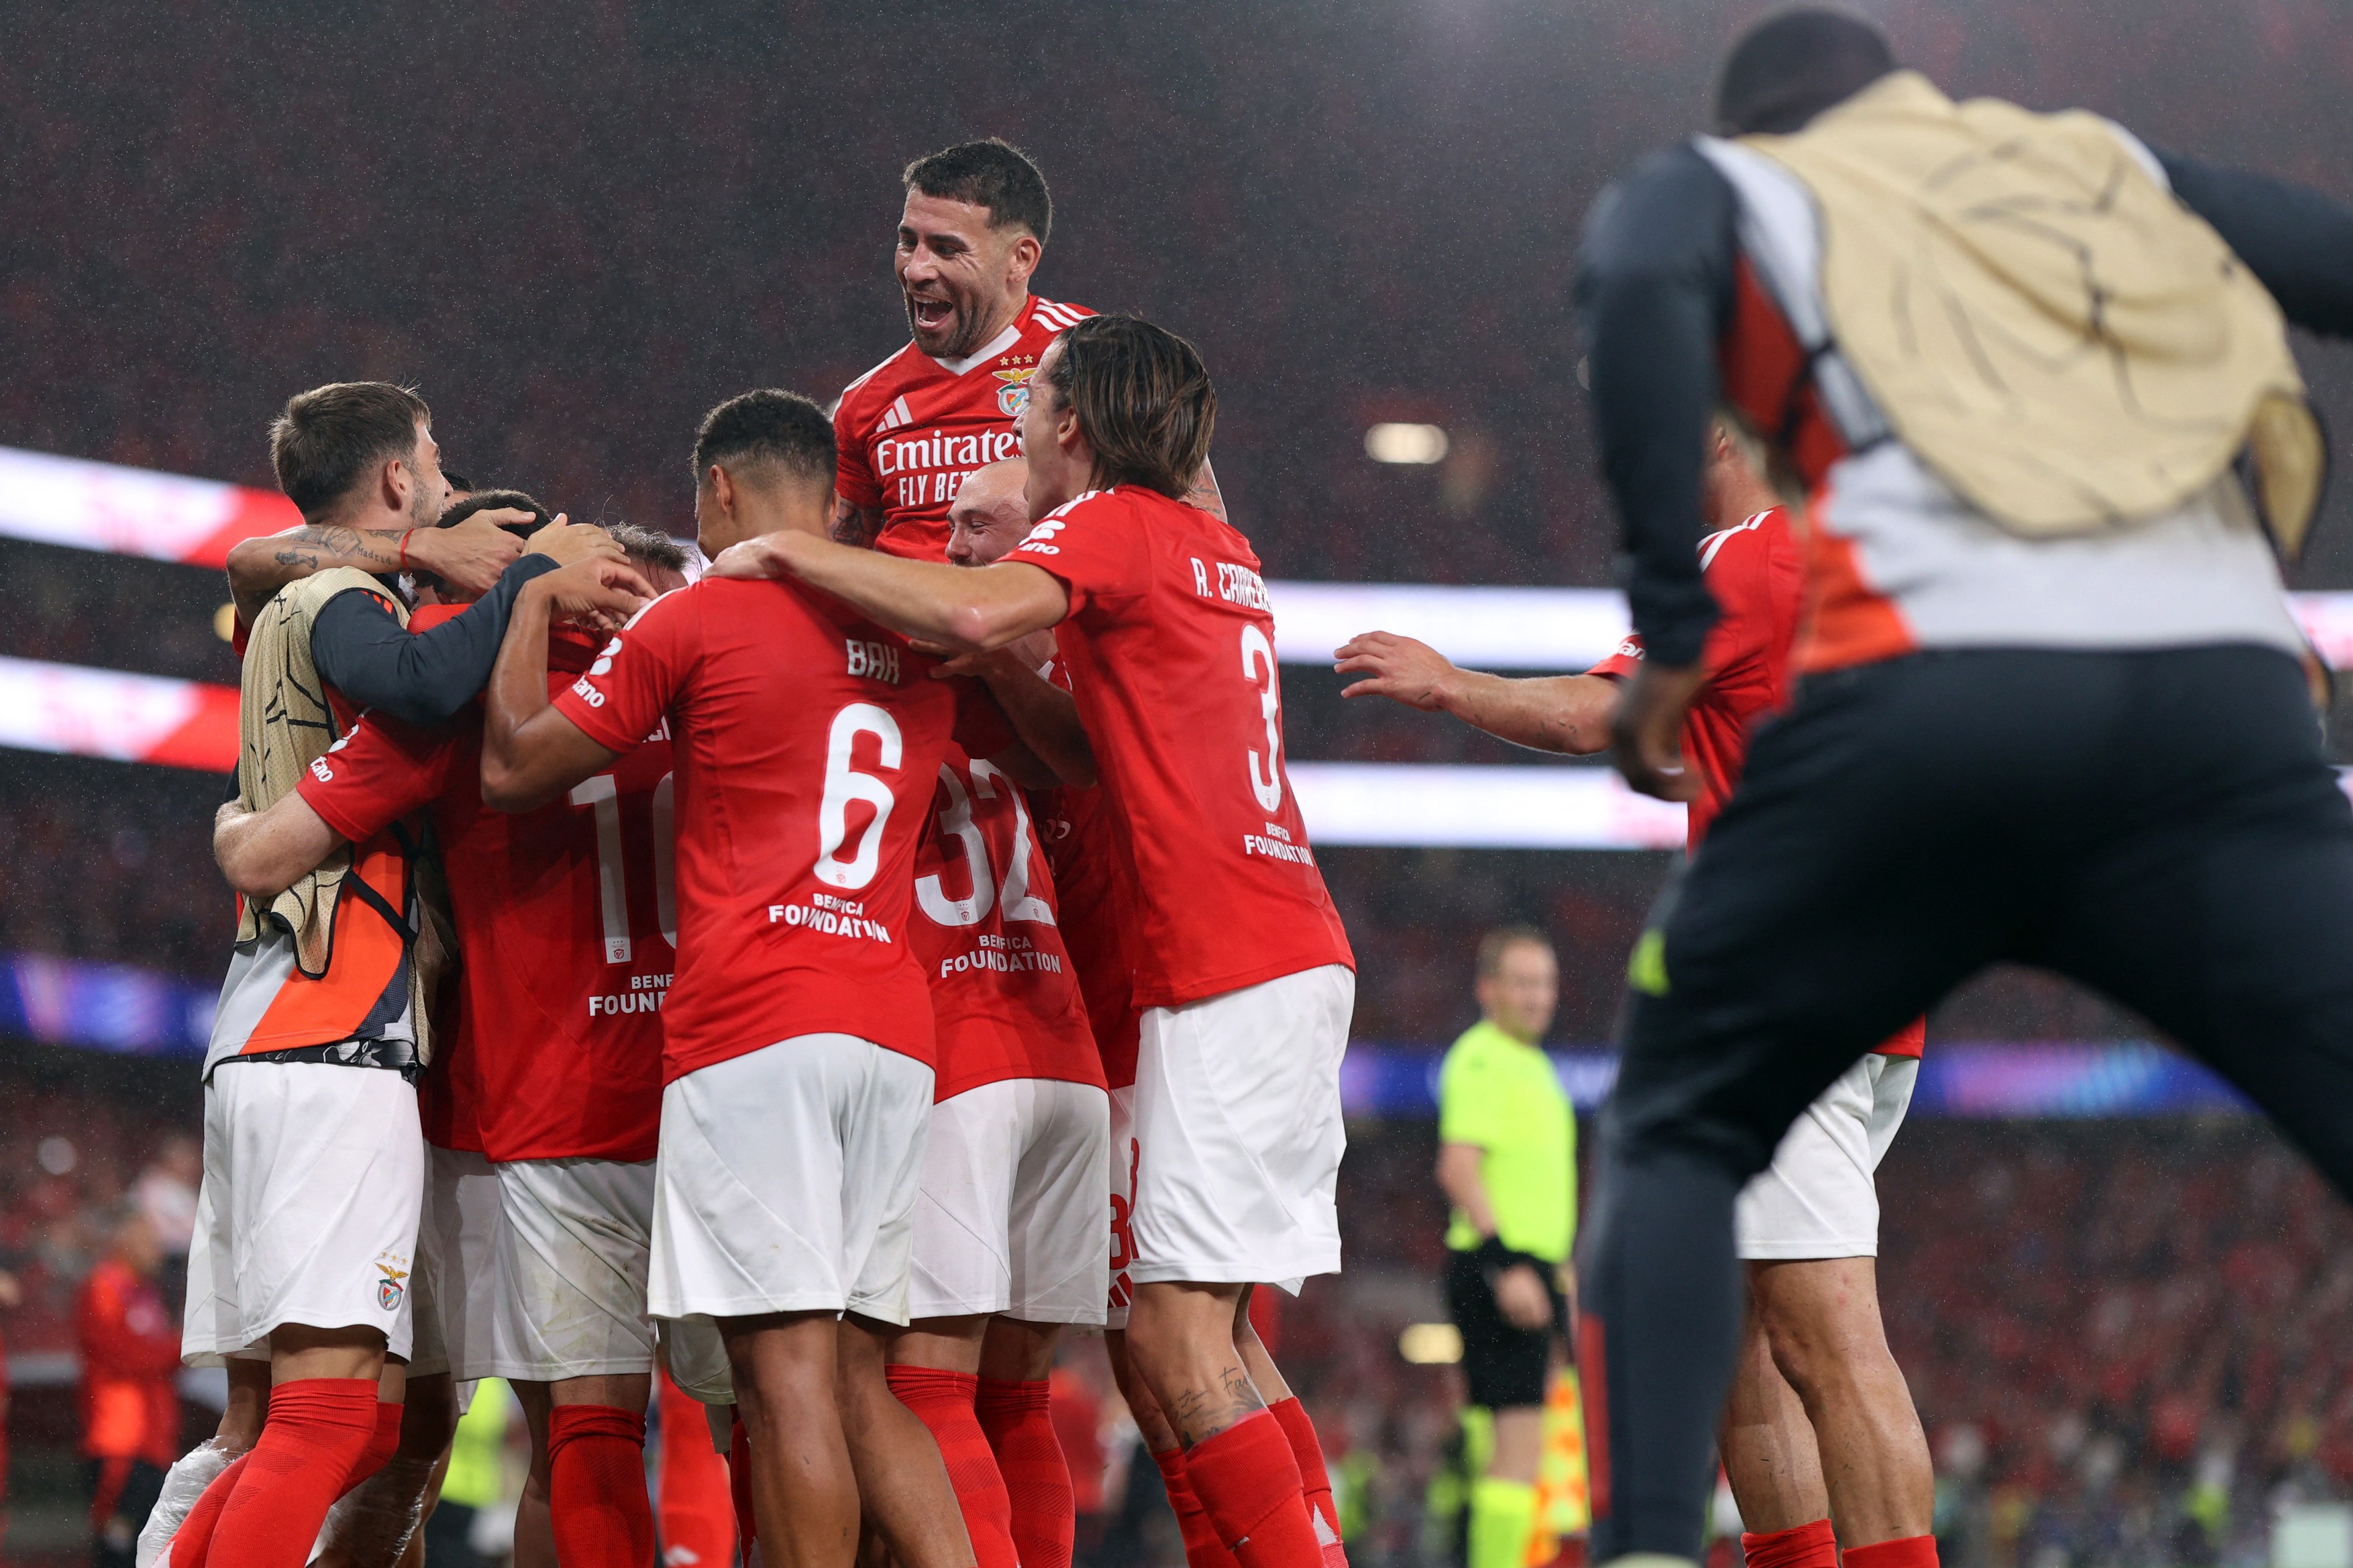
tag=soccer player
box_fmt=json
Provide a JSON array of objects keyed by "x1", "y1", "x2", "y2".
[
  {"x1": 215, "y1": 507, "x2": 686, "y2": 1568},
  {"x1": 711, "y1": 315, "x2": 1357, "y2": 1568},
  {"x1": 1571, "y1": 11, "x2": 2353, "y2": 1568},
  {"x1": 166, "y1": 387, "x2": 637, "y2": 1568},
  {"x1": 476, "y1": 389, "x2": 1010, "y2": 1568},
  {"x1": 1336, "y1": 427, "x2": 1934, "y2": 1568},
  {"x1": 1431, "y1": 929, "x2": 1573, "y2": 1568},
  {"x1": 876, "y1": 456, "x2": 1108, "y2": 1568},
  {"x1": 833, "y1": 138, "x2": 1226, "y2": 556}
]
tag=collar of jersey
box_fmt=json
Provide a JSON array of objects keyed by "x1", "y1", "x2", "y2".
[{"x1": 925, "y1": 309, "x2": 1027, "y2": 376}]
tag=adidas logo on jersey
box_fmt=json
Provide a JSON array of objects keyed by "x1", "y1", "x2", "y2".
[{"x1": 845, "y1": 638, "x2": 902, "y2": 685}]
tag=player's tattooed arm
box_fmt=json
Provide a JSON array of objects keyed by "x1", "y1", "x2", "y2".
[
  {"x1": 225, "y1": 514, "x2": 529, "y2": 623},
  {"x1": 1335, "y1": 631, "x2": 1620, "y2": 755},
  {"x1": 1184, "y1": 458, "x2": 1228, "y2": 523},
  {"x1": 831, "y1": 496, "x2": 887, "y2": 549}
]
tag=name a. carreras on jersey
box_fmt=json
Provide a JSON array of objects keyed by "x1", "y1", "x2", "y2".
[
  {"x1": 1243, "y1": 819, "x2": 1315, "y2": 865},
  {"x1": 847, "y1": 638, "x2": 902, "y2": 684},
  {"x1": 1190, "y1": 558, "x2": 1272, "y2": 611},
  {"x1": 587, "y1": 972, "x2": 671, "y2": 1017},
  {"x1": 769, "y1": 891, "x2": 894, "y2": 943},
  {"x1": 939, "y1": 931, "x2": 1067, "y2": 980}
]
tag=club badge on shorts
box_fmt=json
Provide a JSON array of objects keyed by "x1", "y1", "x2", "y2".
[{"x1": 374, "y1": 1251, "x2": 411, "y2": 1312}]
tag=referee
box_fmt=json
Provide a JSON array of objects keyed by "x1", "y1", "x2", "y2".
[
  {"x1": 1437, "y1": 927, "x2": 1574, "y2": 1568},
  {"x1": 1571, "y1": 11, "x2": 2353, "y2": 1568}
]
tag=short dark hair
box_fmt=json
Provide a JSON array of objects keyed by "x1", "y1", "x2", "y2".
[
  {"x1": 1712, "y1": 5, "x2": 1895, "y2": 136},
  {"x1": 440, "y1": 488, "x2": 551, "y2": 537},
  {"x1": 1041, "y1": 315, "x2": 1215, "y2": 501},
  {"x1": 692, "y1": 390, "x2": 837, "y2": 493},
  {"x1": 442, "y1": 469, "x2": 473, "y2": 494},
  {"x1": 1475, "y1": 925, "x2": 1555, "y2": 980},
  {"x1": 903, "y1": 138, "x2": 1053, "y2": 246},
  {"x1": 269, "y1": 382, "x2": 433, "y2": 516},
  {"x1": 606, "y1": 522, "x2": 690, "y2": 576}
]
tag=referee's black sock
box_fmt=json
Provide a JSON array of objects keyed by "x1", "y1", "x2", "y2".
[{"x1": 1579, "y1": 1147, "x2": 1742, "y2": 1565}]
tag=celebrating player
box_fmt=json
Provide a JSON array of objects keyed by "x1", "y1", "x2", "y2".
[
  {"x1": 215, "y1": 505, "x2": 684, "y2": 1568},
  {"x1": 1337, "y1": 427, "x2": 1934, "y2": 1568},
  {"x1": 883, "y1": 457, "x2": 1110, "y2": 1568},
  {"x1": 477, "y1": 390, "x2": 1018, "y2": 1568},
  {"x1": 712, "y1": 315, "x2": 1357, "y2": 1568}
]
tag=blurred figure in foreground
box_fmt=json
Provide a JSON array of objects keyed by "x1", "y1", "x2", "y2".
[{"x1": 79, "y1": 1209, "x2": 181, "y2": 1567}]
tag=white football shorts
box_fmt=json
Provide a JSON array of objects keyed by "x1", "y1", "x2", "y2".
[
  {"x1": 182, "y1": 1061, "x2": 423, "y2": 1365},
  {"x1": 1128, "y1": 963, "x2": 1353, "y2": 1291},
  {"x1": 490, "y1": 1157, "x2": 658, "y2": 1382},
  {"x1": 408, "y1": 1144, "x2": 502, "y2": 1381},
  {"x1": 1105, "y1": 1084, "x2": 1138, "y2": 1330},
  {"x1": 647, "y1": 1034, "x2": 934, "y2": 1328},
  {"x1": 1735, "y1": 1051, "x2": 1920, "y2": 1260},
  {"x1": 909, "y1": 1076, "x2": 1110, "y2": 1325}
]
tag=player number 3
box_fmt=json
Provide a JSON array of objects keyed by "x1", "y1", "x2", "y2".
[{"x1": 1241, "y1": 623, "x2": 1284, "y2": 812}]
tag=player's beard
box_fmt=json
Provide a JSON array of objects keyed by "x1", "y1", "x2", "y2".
[
  {"x1": 906, "y1": 288, "x2": 985, "y2": 361},
  {"x1": 408, "y1": 470, "x2": 446, "y2": 531}
]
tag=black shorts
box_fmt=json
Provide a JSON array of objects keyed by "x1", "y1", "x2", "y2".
[{"x1": 1445, "y1": 1249, "x2": 1565, "y2": 1410}]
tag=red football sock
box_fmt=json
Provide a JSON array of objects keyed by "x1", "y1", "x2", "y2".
[
  {"x1": 343, "y1": 1399, "x2": 403, "y2": 1496},
  {"x1": 203, "y1": 1378, "x2": 382, "y2": 1568},
  {"x1": 164, "y1": 1451, "x2": 250, "y2": 1568},
  {"x1": 729, "y1": 1412, "x2": 758, "y2": 1553},
  {"x1": 888, "y1": 1365, "x2": 1018, "y2": 1568},
  {"x1": 1844, "y1": 1534, "x2": 1940, "y2": 1568},
  {"x1": 1741, "y1": 1518, "x2": 1840, "y2": 1568},
  {"x1": 655, "y1": 1375, "x2": 735, "y2": 1568},
  {"x1": 1154, "y1": 1446, "x2": 1245, "y2": 1568},
  {"x1": 547, "y1": 1404, "x2": 656, "y2": 1568},
  {"x1": 1267, "y1": 1396, "x2": 1347, "y2": 1567},
  {"x1": 978, "y1": 1377, "x2": 1076, "y2": 1568},
  {"x1": 1183, "y1": 1410, "x2": 1322, "y2": 1568}
]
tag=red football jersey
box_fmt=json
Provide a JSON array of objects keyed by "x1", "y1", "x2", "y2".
[
  {"x1": 298, "y1": 627, "x2": 673, "y2": 1161},
  {"x1": 1034, "y1": 774, "x2": 1141, "y2": 1090},
  {"x1": 1589, "y1": 508, "x2": 1923, "y2": 1059},
  {"x1": 835, "y1": 293, "x2": 1094, "y2": 556},
  {"x1": 1006, "y1": 486, "x2": 1355, "y2": 1009},
  {"x1": 554, "y1": 577, "x2": 996, "y2": 1082}
]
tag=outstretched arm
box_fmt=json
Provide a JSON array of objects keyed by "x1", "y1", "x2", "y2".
[
  {"x1": 478, "y1": 574, "x2": 627, "y2": 813},
  {"x1": 1335, "y1": 631, "x2": 1621, "y2": 755},
  {"x1": 227, "y1": 511, "x2": 529, "y2": 625},
  {"x1": 213, "y1": 796, "x2": 343, "y2": 900},
  {"x1": 710, "y1": 531, "x2": 1069, "y2": 653}
]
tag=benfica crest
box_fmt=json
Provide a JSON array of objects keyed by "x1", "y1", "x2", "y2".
[
  {"x1": 994, "y1": 364, "x2": 1037, "y2": 419},
  {"x1": 375, "y1": 1256, "x2": 409, "y2": 1312}
]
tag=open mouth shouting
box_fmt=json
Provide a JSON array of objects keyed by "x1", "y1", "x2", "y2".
[{"x1": 906, "y1": 291, "x2": 959, "y2": 346}]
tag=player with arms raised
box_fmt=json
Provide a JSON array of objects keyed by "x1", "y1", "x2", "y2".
[{"x1": 714, "y1": 315, "x2": 1356, "y2": 1568}]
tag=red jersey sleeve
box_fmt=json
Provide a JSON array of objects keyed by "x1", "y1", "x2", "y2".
[
  {"x1": 295, "y1": 712, "x2": 461, "y2": 845},
  {"x1": 949, "y1": 678, "x2": 1016, "y2": 760},
  {"x1": 834, "y1": 391, "x2": 884, "y2": 515},
  {"x1": 1586, "y1": 519, "x2": 1777, "y2": 682},
  {"x1": 553, "y1": 589, "x2": 698, "y2": 754},
  {"x1": 1006, "y1": 492, "x2": 1151, "y2": 617}
]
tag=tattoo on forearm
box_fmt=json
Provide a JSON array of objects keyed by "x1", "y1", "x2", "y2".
[
  {"x1": 286, "y1": 524, "x2": 402, "y2": 570},
  {"x1": 831, "y1": 501, "x2": 884, "y2": 549}
]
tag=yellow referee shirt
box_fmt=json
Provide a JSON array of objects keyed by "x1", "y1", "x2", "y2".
[{"x1": 1439, "y1": 1021, "x2": 1575, "y2": 1263}]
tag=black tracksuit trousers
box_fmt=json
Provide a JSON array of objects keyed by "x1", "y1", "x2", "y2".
[{"x1": 1581, "y1": 645, "x2": 2353, "y2": 1563}]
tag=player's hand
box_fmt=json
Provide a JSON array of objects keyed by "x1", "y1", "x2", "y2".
[
  {"x1": 405, "y1": 513, "x2": 527, "y2": 597},
  {"x1": 524, "y1": 517, "x2": 626, "y2": 570},
  {"x1": 1494, "y1": 1262, "x2": 1553, "y2": 1332},
  {"x1": 527, "y1": 558, "x2": 656, "y2": 631},
  {"x1": 1335, "y1": 631, "x2": 1459, "y2": 711},
  {"x1": 1611, "y1": 659, "x2": 1708, "y2": 802},
  {"x1": 707, "y1": 530, "x2": 806, "y2": 581}
]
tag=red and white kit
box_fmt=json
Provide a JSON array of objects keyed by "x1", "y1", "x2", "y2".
[
  {"x1": 556, "y1": 577, "x2": 1002, "y2": 1328},
  {"x1": 882, "y1": 520, "x2": 1112, "y2": 1326},
  {"x1": 1589, "y1": 506, "x2": 1922, "y2": 1259},
  {"x1": 1008, "y1": 486, "x2": 1356, "y2": 1292},
  {"x1": 298, "y1": 622, "x2": 699, "y2": 1386},
  {"x1": 835, "y1": 293, "x2": 1094, "y2": 558}
]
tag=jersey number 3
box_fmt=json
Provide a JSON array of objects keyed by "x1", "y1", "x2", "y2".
[{"x1": 1241, "y1": 623, "x2": 1284, "y2": 812}]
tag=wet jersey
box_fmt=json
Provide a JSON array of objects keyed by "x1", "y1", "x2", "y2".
[
  {"x1": 834, "y1": 294, "x2": 1094, "y2": 557},
  {"x1": 1006, "y1": 486, "x2": 1354, "y2": 1008},
  {"x1": 299, "y1": 627, "x2": 673, "y2": 1162}
]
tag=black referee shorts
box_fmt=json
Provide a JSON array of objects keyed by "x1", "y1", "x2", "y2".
[{"x1": 1445, "y1": 1249, "x2": 1566, "y2": 1410}]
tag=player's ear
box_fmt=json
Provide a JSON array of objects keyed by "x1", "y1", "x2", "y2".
[{"x1": 1009, "y1": 231, "x2": 1042, "y2": 283}]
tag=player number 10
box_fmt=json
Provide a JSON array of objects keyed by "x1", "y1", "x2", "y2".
[{"x1": 568, "y1": 770, "x2": 679, "y2": 965}]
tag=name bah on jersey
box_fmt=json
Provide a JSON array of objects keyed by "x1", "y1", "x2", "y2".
[
  {"x1": 769, "y1": 890, "x2": 894, "y2": 943},
  {"x1": 586, "y1": 972, "x2": 672, "y2": 1018},
  {"x1": 847, "y1": 637, "x2": 902, "y2": 684}
]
